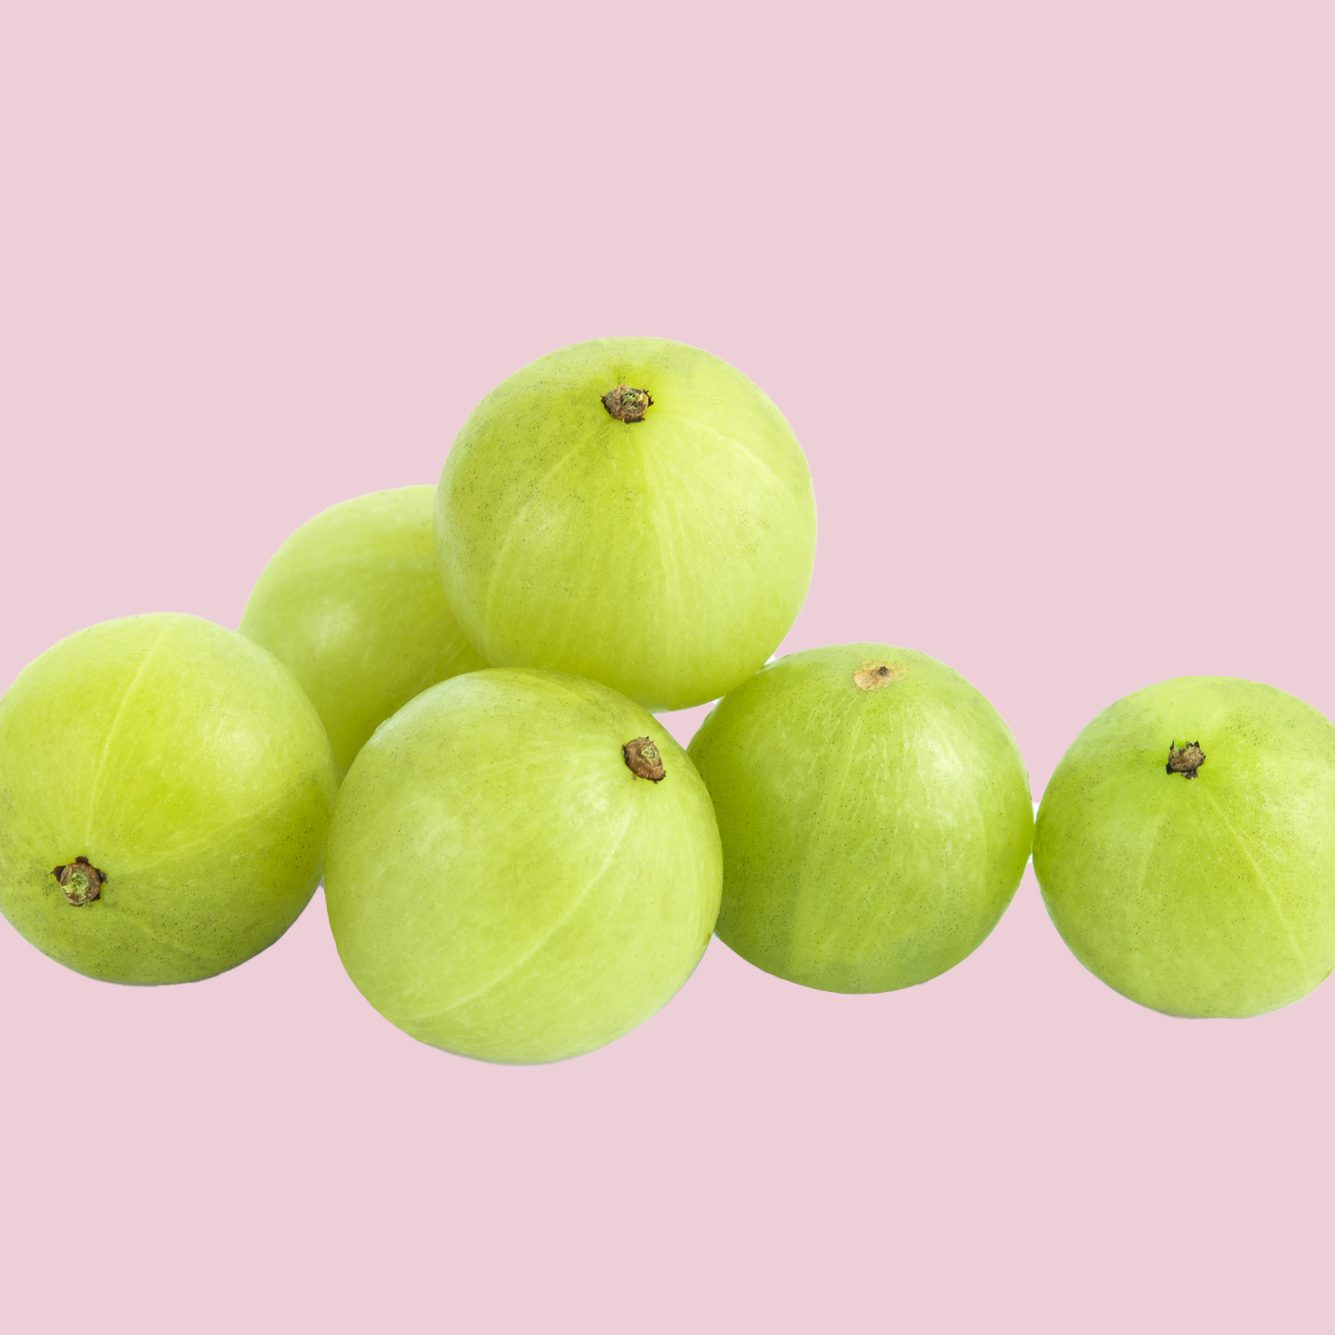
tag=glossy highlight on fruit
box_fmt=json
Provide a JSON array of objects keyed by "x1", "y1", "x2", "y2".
[
  {"x1": 0, "y1": 614, "x2": 338, "y2": 984},
  {"x1": 324, "y1": 668, "x2": 722, "y2": 1064},
  {"x1": 434, "y1": 337, "x2": 817, "y2": 711},
  {"x1": 241, "y1": 486, "x2": 485, "y2": 776},
  {"x1": 1035, "y1": 676, "x2": 1335, "y2": 1018},
  {"x1": 688, "y1": 644, "x2": 1033, "y2": 993}
]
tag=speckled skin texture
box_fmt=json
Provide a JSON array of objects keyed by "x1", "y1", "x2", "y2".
[
  {"x1": 0, "y1": 614, "x2": 338, "y2": 984},
  {"x1": 688, "y1": 644, "x2": 1033, "y2": 993},
  {"x1": 241, "y1": 486, "x2": 485, "y2": 777},
  {"x1": 434, "y1": 337, "x2": 817, "y2": 712},
  {"x1": 325, "y1": 668, "x2": 722, "y2": 1064},
  {"x1": 1035, "y1": 677, "x2": 1335, "y2": 1018}
]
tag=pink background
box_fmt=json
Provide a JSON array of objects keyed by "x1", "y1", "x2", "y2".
[{"x1": 2, "y1": 3, "x2": 1332, "y2": 1331}]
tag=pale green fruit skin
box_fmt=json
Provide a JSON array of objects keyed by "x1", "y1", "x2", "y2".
[
  {"x1": 325, "y1": 668, "x2": 723, "y2": 1064},
  {"x1": 434, "y1": 337, "x2": 817, "y2": 711},
  {"x1": 241, "y1": 486, "x2": 485, "y2": 777},
  {"x1": 0, "y1": 613, "x2": 338, "y2": 984},
  {"x1": 1034, "y1": 677, "x2": 1335, "y2": 1018},
  {"x1": 688, "y1": 644, "x2": 1033, "y2": 993}
]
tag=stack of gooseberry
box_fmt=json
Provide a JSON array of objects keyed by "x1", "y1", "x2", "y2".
[{"x1": 3, "y1": 337, "x2": 1335, "y2": 1064}]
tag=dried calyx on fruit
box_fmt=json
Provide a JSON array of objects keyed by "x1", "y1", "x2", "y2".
[
  {"x1": 1166, "y1": 741, "x2": 1206, "y2": 778},
  {"x1": 52, "y1": 857, "x2": 105, "y2": 907}
]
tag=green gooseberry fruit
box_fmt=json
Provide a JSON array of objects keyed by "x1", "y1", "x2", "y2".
[
  {"x1": 241, "y1": 486, "x2": 485, "y2": 777},
  {"x1": 434, "y1": 337, "x2": 817, "y2": 712},
  {"x1": 687, "y1": 644, "x2": 1033, "y2": 993},
  {"x1": 324, "y1": 668, "x2": 722, "y2": 1063},
  {"x1": 0, "y1": 613, "x2": 337, "y2": 984},
  {"x1": 1034, "y1": 676, "x2": 1335, "y2": 1017}
]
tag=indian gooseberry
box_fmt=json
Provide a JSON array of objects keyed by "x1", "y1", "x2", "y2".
[
  {"x1": 434, "y1": 337, "x2": 817, "y2": 711},
  {"x1": 687, "y1": 644, "x2": 1033, "y2": 993},
  {"x1": 0, "y1": 613, "x2": 338, "y2": 984},
  {"x1": 1034, "y1": 676, "x2": 1335, "y2": 1018},
  {"x1": 324, "y1": 668, "x2": 722, "y2": 1063},
  {"x1": 240, "y1": 486, "x2": 485, "y2": 777}
]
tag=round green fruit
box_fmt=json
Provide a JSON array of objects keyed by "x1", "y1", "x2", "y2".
[
  {"x1": 0, "y1": 613, "x2": 338, "y2": 984},
  {"x1": 241, "y1": 486, "x2": 485, "y2": 777},
  {"x1": 1035, "y1": 676, "x2": 1335, "y2": 1018},
  {"x1": 687, "y1": 644, "x2": 1033, "y2": 993},
  {"x1": 325, "y1": 668, "x2": 722, "y2": 1063},
  {"x1": 434, "y1": 337, "x2": 817, "y2": 711}
]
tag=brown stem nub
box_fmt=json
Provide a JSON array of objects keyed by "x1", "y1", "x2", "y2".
[
  {"x1": 623, "y1": 737, "x2": 666, "y2": 782},
  {"x1": 52, "y1": 857, "x2": 106, "y2": 907},
  {"x1": 1166, "y1": 741, "x2": 1206, "y2": 779},
  {"x1": 853, "y1": 662, "x2": 905, "y2": 691},
  {"x1": 602, "y1": 385, "x2": 653, "y2": 423}
]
